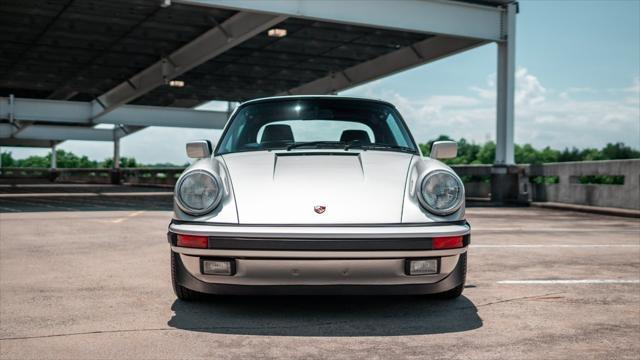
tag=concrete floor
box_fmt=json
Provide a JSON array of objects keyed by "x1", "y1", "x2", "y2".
[{"x1": 0, "y1": 198, "x2": 639, "y2": 359}]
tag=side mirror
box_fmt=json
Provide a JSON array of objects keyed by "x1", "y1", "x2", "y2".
[
  {"x1": 186, "y1": 140, "x2": 212, "y2": 159},
  {"x1": 430, "y1": 140, "x2": 457, "y2": 159}
]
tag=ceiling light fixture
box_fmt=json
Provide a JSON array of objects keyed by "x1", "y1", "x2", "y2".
[
  {"x1": 169, "y1": 80, "x2": 185, "y2": 88},
  {"x1": 268, "y1": 28, "x2": 287, "y2": 38}
]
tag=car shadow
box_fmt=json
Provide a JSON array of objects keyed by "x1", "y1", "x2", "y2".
[{"x1": 167, "y1": 294, "x2": 482, "y2": 337}]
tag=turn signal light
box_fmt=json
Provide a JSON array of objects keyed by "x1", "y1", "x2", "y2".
[
  {"x1": 176, "y1": 234, "x2": 208, "y2": 249},
  {"x1": 433, "y1": 236, "x2": 463, "y2": 249}
]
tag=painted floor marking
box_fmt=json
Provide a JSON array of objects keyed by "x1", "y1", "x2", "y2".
[
  {"x1": 111, "y1": 210, "x2": 146, "y2": 224},
  {"x1": 498, "y1": 279, "x2": 640, "y2": 284},
  {"x1": 473, "y1": 228, "x2": 639, "y2": 233},
  {"x1": 473, "y1": 244, "x2": 639, "y2": 248}
]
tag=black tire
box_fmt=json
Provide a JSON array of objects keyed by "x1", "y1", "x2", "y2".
[
  {"x1": 435, "y1": 252, "x2": 467, "y2": 299},
  {"x1": 171, "y1": 251, "x2": 203, "y2": 301}
]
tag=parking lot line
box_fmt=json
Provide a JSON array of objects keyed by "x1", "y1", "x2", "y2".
[
  {"x1": 111, "y1": 210, "x2": 146, "y2": 223},
  {"x1": 497, "y1": 279, "x2": 640, "y2": 284},
  {"x1": 473, "y1": 244, "x2": 639, "y2": 248},
  {"x1": 473, "y1": 228, "x2": 639, "y2": 233}
]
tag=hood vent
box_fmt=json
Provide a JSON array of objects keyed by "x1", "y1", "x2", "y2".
[{"x1": 275, "y1": 152, "x2": 359, "y2": 157}]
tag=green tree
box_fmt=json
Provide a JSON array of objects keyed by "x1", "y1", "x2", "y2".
[
  {"x1": 53, "y1": 150, "x2": 98, "y2": 168},
  {"x1": 558, "y1": 147, "x2": 582, "y2": 162},
  {"x1": 476, "y1": 141, "x2": 496, "y2": 164},
  {"x1": 420, "y1": 137, "x2": 639, "y2": 164},
  {"x1": 1, "y1": 151, "x2": 15, "y2": 167},
  {"x1": 17, "y1": 155, "x2": 50, "y2": 168},
  {"x1": 600, "y1": 142, "x2": 640, "y2": 160}
]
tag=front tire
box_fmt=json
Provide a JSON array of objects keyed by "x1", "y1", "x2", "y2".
[
  {"x1": 171, "y1": 251, "x2": 203, "y2": 301},
  {"x1": 435, "y1": 252, "x2": 467, "y2": 299}
]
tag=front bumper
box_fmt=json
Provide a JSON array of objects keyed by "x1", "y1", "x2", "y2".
[{"x1": 169, "y1": 221, "x2": 470, "y2": 295}]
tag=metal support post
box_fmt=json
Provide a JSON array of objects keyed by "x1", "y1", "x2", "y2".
[{"x1": 111, "y1": 133, "x2": 121, "y2": 184}]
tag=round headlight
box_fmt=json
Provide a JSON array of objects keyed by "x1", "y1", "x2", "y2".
[
  {"x1": 419, "y1": 170, "x2": 464, "y2": 215},
  {"x1": 175, "y1": 170, "x2": 222, "y2": 215}
]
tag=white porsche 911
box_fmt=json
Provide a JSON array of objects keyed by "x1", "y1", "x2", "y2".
[{"x1": 168, "y1": 96, "x2": 469, "y2": 300}]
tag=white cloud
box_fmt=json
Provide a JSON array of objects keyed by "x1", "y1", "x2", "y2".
[
  {"x1": 515, "y1": 68, "x2": 546, "y2": 106},
  {"x1": 350, "y1": 67, "x2": 640, "y2": 150}
]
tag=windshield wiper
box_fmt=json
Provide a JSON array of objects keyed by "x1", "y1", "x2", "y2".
[
  {"x1": 286, "y1": 141, "x2": 345, "y2": 151},
  {"x1": 345, "y1": 143, "x2": 417, "y2": 153}
]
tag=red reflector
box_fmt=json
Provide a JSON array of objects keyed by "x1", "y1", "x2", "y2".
[
  {"x1": 433, "y1": 236, "x2": 463, "y2": 249},
  {"x1": 176, "y1": 234, "x2": 208, "y2": 249}
]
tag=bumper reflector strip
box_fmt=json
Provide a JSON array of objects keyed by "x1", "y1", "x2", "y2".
[
  {"x1": 176, "y1": 234, "x2": 208, "y2": 249},
  {"x1": 433, "y1": 236, "x2": 463, "y2": 249}
]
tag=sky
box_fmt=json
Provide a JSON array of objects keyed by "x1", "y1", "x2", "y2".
[{"x1": 4, "y1": 0, "x2": 640, "y2": 164}]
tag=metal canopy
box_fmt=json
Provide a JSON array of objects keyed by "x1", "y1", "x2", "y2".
[{"x1": 0, "y1": 0, "x2": 516, "y2": 165}]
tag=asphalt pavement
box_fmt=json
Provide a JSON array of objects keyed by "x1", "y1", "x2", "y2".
[{"x1": 0, "y1": 200, "x2": 638, "y2": 359}]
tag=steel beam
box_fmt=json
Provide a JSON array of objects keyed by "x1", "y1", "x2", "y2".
[
  {"x1": 495, "y1": 3, "x2": 516, "y2": 165},
  {"x1": 90, "y1": 12, "x2": 287, "y2": 121},
  {"x1": 0, "y1": 97, "x2": 228, "y2": 129},
  {"x1": 101, "y1": 105, "x2": 228, "y2": 129},
  {"x1": 0, "y1": 138, "x2": 55, "y2": 148},
  {"x1": 0, "y1": 123, "x2": 114, "y2": 142},
  {"x1": 175, "y1": 0, "x2": 504, "y2": 41},
  {"x1": 281, "y1": 36, "x2": 486, "y2": 95},
  {"x1": 0, "y1": 124, "x2": 13, "y2": 138}
]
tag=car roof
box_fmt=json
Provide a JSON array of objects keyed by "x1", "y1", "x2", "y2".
[{"x1": 238, "y1": 95, "x2": 396, "y2": 108}]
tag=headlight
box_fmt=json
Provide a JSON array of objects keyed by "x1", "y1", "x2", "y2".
[
  {"x1": 419, "y1": 170, "x2": 464, "y2": 215},
  {"x1": 175, "y1": 170, "x2": 222, "y2": 215}
]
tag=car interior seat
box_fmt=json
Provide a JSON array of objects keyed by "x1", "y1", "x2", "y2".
[
  {"x1": 261, "y1": 124, "x2": 295, "y2": 145},
  {"x1": 340, "y1": 129, "x2": 372, "y2": 144}
]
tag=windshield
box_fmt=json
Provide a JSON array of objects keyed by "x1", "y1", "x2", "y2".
[{"x1": 215, "y1": 98, "x2": 418, "y2": 155}]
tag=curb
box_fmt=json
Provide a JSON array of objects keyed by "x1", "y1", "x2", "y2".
[{"x1": 531, "y1": 202, "x2": 640, "y2": 218}]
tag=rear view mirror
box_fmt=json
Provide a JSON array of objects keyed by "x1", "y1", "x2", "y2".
[
  {"x1": 430, "y1": 141, "x2": 457, "y2": 159},
  {"x1": 186, "y1": 140, "x2": 212, "y2": 159}
]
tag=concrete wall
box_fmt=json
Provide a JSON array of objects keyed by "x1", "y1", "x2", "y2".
[
  {"x1": 2, "y1": 160, "x2": 639, "y2": 209},
  {"x1": 450, "y1": 165, "x2": 492, "y2": 199},
  {"x1": 453, "y1": 159, "x2": 640, "y2": 209},
  {"x1": 528, "y1": 159, "x2": 639, "y2": 210}
]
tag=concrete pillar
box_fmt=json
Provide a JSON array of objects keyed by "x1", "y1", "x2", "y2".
[
  {"x1": 49, "y1": 142, "x2": 58, "y2": 182},
  {"x1": 111, "y1": 134, "x2": 121, "y2": 184},
  {"x1": 50, "y1": 143, "x2": 57, "y2": 169},
  {"x1": 113, "y1": 137, "x2": 120, "y2": 169},
  {"x1": 491, "y1": 165, "x2": 527, "y2": 204},
  {"x1": 491, "y1": 3, "x2": 521, "y2": 204},
  {"x1": 495, "y1": 3, "x2": 516, "y2": 165},
  {"x1": 226, "y1": 101, "x2": 236, "y2": 119}
]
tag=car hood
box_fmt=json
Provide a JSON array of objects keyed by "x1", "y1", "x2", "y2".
[{"x1": 221, "y1": 150, "x2": 414, "y2": 224}]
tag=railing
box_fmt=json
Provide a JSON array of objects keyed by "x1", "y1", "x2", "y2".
[{"x1": 1, "y1": 159, "x2": 638, "y2": 209}]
